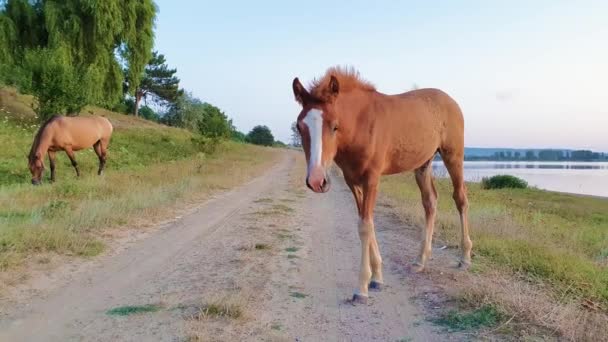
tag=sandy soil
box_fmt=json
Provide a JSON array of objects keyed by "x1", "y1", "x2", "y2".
[{"x1": 0, "y1": 151, "x2": 471, "y2": 342}]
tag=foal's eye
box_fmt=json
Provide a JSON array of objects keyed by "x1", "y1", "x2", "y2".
[{"x1": 332, "y1": 124, "x2": 339, "y2": 132}]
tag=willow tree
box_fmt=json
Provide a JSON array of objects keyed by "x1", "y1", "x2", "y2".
[{"x1": 0, "y1": 0, "x2": 156, "y2": 120}]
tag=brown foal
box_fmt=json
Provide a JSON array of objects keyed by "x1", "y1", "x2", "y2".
[{"x1": 292, "y1": 67, "x2": 472, "y2": 304}]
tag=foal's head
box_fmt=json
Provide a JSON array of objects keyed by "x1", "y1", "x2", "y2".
[
  {"x1": 292, "y1": 75, "x2": 342, "y2": 193},
  {"x1": 28, "y1": 153, "x2": 44, "y2": 185}
]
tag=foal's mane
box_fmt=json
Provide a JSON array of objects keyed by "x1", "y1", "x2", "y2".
[
  {"x1": 29, "y1": 115, "x2": 59, "y2": 161},
  {"x1": 309, "y1": 66, "x2": 375, "y2": 100}
]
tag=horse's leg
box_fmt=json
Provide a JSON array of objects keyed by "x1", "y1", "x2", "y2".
[
  {"x1": 93, "y1": 140, "x2": 107, "y2": 175},
  {"x1": 346, "y1": 178, "x2": 384, "y2": 291},
  {"x1": 442, "y1": 153, "x2": 472, "y2": 268},
  {"x1": 413, "y1": 160, "x2": 438, "y2": 273},
  {"x1": 48, "y1": 151, "x2": 56, "y2": 183},
  {"x1": 352, "y1": 174, "x2": 380, "y2": 304},
  {"x1": 65, "y1": 148, "x2": 80, "y2": 177}
]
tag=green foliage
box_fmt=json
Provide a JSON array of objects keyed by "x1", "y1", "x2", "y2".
[
  {"x1": 481, "y1": 175, "x2": 528, "y2": 189},
  {"x1": 190, "y1": 136, "x2": 221, "y2": 155},
  {"x1": 230, "y1": 130, "x2": 246, "y2": 143},
  {"x1": 434, "y1": 305, "x2": 503, "y2": 331},
  {"x1": 20, "y1": 46, "x2": 88, "y2": 119},
  {"x1": 0, "y1": 0, "x2": 157, "y2": 119},
  {"x1": 273, "y1": 140, "x2": 287, "y2": 148},
  {"x1": 138, "y1": 105, "x2": 159, "y2": 122},
  {"x1": 197, "y1": 102, "x2": 232, "y2": 138},
  {"x1": 162, "y1": 92, "x2": 232, "y2": 138},
  {"x1": 246, "y1": 125, "x2": 274, "y2": 146}
]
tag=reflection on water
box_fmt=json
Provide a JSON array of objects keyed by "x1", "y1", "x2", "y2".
[{"x1": 432, "y1": 162, "x2": 608, "y2": 198}]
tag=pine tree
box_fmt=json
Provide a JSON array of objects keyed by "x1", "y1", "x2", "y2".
[{"x1": 130, "y1": 51, "x2": 182, "y2": 116}]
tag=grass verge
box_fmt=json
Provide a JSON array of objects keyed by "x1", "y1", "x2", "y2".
[
  {"x1": 0, "y1": 87, "x2": 281, "y2": 271},
  {"x1": 380, "y1": 173, "x2": 608, "y2": 339}
]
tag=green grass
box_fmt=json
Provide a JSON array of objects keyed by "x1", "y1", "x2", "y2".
[
  {"x1": 106, "y1": 304, "x2": 162, "y2": 316},
  {"x1": 0, "y1": 87, "x2": 280, "y2": 270},
  {"x1": 433, "y1": 305, "x2": 503, "y2": 331},
  {"x1": 380, "y1": 173, "x2": 608, "y2": 306}
]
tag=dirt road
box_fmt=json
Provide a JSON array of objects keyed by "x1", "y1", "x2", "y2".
[{"x1": 1, "y1": 151, "x2": 462, "y2": 341}]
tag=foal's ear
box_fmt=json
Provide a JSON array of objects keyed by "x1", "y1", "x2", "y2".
[
  {"x1": 292, "y1": 77, "x2": 309, "y2": 105},
  {"x1": 329, "y1": 75, "x2": 340, "y2": 96}
]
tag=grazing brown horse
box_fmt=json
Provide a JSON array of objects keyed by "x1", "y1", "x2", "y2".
[
  {"x1": 292, "y1": 67, "x2": 472, "y2": 304},
  {"x1": 28, "y1": 115, "x2": 113, "y2": 185}
]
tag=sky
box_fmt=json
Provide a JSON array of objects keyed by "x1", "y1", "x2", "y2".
[{"x1": 154, "y1": 0, "x2": 608, "y2": 151}]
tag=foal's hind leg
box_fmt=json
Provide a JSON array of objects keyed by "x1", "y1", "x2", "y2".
[
  {"x1": 443, "y1": 154, "x2": 472, "y2": 268},
  {"x1": 93, "y1": 140, "x2": 107, "y2": 175},
  {"x1": 413, "y1": 160, "x2": 438, "y2": 273},
  {"x1": 64, "y1": 147, "x2": 80, "y2": 177}
]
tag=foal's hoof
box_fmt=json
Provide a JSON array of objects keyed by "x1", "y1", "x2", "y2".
[
  {"x1": 412, "y1": 262, "x2": 426, "y2": 273},
  {"x1": 458, "y1": 260, "x2": 472, "y2": 270},
  {"x1": 369, "y1": 280, "x2": 383, "y2": 291},
  {"x1": 350, "y1": 294, "x2": 368, "y2": 305}
]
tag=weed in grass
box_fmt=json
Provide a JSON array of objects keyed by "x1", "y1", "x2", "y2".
[
  {"x1": 255, "y1": 243, "x2": 270, "y2": 250},
  {"x1": 285, "y1": 247, "x2": 298, "y2": 253},
  {"x1": 287, "y1": 254, "x2": 298, "y2": 259},
  {"x1": 271, "y1": 323, "x2": 282, "y2": 331},
  {"x1": 433, "y1": 305, "x2": 503, "y2": 331},
  {"x1": 252, "y1": 204, "x2": 295, "y2": 217},
  {"x1": 396, "y1": 338, "x2": 413, "y2": 342},
  {"x1": 253, "y1": 198, "x2": 273, "y2": 204},
  {"x1": 290, "y1": 291, "x2": 308, "y2": 299},
  {"x1": 196, "y1": 296, "x2": 243, "y2": 319},
  {"x1": 106, "y1": 304, "x2": 162, "y2": 316}
]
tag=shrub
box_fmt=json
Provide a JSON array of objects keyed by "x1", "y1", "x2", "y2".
[
  {"x1": 481, "y1": 175, "x2": 528, "y2": 189},
  {"x1": 190, "y1": 136, "x2": 221, "y2": 155}
]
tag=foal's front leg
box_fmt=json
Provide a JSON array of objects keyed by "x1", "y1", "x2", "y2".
[{"x1": 352, "y1": 177, "x2": 381, "y2": 304}]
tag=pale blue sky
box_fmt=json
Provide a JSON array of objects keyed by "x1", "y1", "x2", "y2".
[{"x1": 154, "y1": 1, "x2": 608, "y2": 150}]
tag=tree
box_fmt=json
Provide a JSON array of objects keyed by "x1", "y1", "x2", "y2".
[
  {"x1": 128, "y1": 51, "x2": 182, "y2": 117},
  {"x1": 290, "y1": 121, "x2": 301, "y2": 147},
  {"x1": 0, "y1": 0, "x2": 156, "y2": 120},
  {"x1": 161, "y1": 92, "x2": 233, "y2": 138},
  {"x1": 197, "y1": 102, "x2": 232, "y2": 138},
  {"x1": 246, "y1": 125, "x2": 274, "y2": 146},
  {"x1": 231, "y1": 130, "x2": 246, "y2": 142},
  {"x1": 162, "y1": 92, "x2": 200, "y2": 131}
]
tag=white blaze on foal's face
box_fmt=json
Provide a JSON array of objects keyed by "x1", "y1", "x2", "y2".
[{"x1": 302, "y1": 108, "x2": 323, "y2": 171}]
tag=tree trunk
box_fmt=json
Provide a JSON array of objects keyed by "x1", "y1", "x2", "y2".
[{"x1": 134, "y1": 89, "x2": 143, "y2": 117}]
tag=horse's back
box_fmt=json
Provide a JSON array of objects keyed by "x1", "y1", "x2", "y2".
[
  {"x1": 377, "y1": 88, "x2": 465, "y2": 173},
  {"x1": 52, "y1": 116, "x2": 113, "y2": 150}
]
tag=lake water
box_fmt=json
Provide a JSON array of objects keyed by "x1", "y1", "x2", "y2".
[{"x1": 432, "y1": 161, "x2": 608, "y2": 198}]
